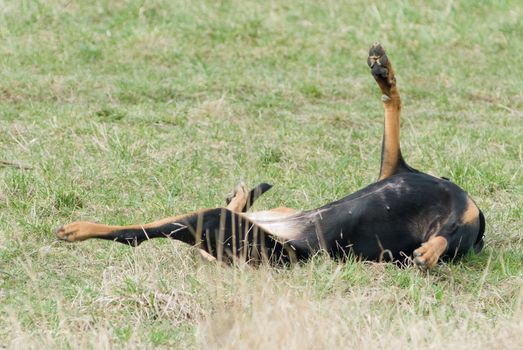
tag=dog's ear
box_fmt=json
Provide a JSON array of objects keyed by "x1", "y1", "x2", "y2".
[{"x1": 242, "y1": 183, "x2": 273, "y2": 212}]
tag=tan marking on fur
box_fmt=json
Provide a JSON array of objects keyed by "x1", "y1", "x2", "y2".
[
  {"x1": 140, "y1": 212, "x2": 199, "y2": 228},
  {"x1": 269, "y1": 207, "x2": 298, "y2": 215},
  {"x1": 55, "y1": 221, "x2": 117, "y2": 241},
  {"x1": 378, "y1": 100, "x2": 401, "y2": 180},
  {"x1": 374, "y1": 54, "x2": 403, "y2": 181},
  {"x1": 462, "y1": 197, "x2": 480, "y2": 225},
  {"x1": 413, "y1": 235, "x2": 448, "y2": 269}
]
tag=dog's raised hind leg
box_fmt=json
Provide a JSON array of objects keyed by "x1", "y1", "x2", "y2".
[{"x1": 368, "y1": 43, "x2": 417, "y2": 180}]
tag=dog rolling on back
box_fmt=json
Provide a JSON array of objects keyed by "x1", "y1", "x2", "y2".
[{"x1": 55, "y1": 44, "x2": 485, "y2": 270}]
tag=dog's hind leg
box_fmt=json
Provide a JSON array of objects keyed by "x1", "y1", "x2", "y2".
[{"x1": 368, "y1": 43, "x2": 417, "y2": 180}]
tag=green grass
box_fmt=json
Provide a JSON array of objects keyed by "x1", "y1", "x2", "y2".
[{"x1": 0, "y1": 0, "x2": 522, "y2": 348}]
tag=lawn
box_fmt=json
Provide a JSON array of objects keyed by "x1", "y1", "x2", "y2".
[{"x1": 0, "y1": 0, "x2": 522, "y2": 348}]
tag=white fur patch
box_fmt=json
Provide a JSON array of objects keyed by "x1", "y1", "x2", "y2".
[{"x1": 243, "y1": 211, "x2": 304, "y2": 240}]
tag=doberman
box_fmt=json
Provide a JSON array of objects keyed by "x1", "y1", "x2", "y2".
[{"x1": 55, "y1": 44, "x2": 485, "y2": 270}]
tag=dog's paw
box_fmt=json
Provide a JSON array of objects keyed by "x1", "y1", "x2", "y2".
[
  {"x1": 368, "y1": 42, "x2": 396, "y2": 95},
  {"x1": 225, "y1": 181, "x2": 249, "y2": 208},
  {"x1": 413, "y1": 236, "x2": 448, "y2": 270},
  {"x1": 368, "y1": 42, "x2": 389, "y2": 78},
  {"x1": 413, "y1": 244, "x2": 434, "y2": 270},
  {"x1": 54, "y1": 221, "x2": 94, "y2": 242}
]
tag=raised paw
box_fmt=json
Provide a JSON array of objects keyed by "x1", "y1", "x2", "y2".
[
  {"x1": 413, "y1": 236, "x2": 448, "y2": 270},
  {"x1": 367, "y1": 43, "x2": 396, "y2": 96},
  {"x1": 225, "y1": 181, "x2": 249, "y2": 211},
  {"x1": 368, "y1": 43, "x2": 389, "y2": 78}
]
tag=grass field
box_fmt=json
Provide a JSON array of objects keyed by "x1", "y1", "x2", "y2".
[{"x1": 1, "y1": 0, "x2": 522, "y2": 348}]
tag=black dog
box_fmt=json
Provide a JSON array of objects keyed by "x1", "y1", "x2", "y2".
[{"x1": 55, "y1": 44, "x2": 485, "y2": 269}]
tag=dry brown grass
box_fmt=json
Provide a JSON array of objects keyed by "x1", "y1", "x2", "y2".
[{"x1": 4, "y1": 242, "x2": 522, "y2": 349}]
